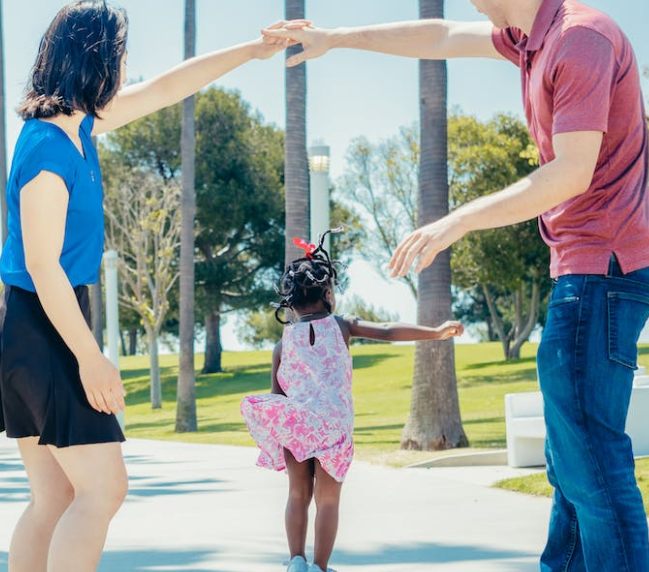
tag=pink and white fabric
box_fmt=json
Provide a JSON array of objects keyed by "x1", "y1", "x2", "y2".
[{"x1": 240, "y1": 315, "x2": 354, "y2": 482}]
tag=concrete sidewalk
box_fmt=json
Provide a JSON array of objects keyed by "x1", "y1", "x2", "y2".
[{"x1": 0, "y1": 435, "x2": 549, "y2": 572}]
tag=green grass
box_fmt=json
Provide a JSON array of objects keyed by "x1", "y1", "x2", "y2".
[
  {"x1": 121, "y1": 342, "x2": 649, "y2": 504},
  {"x1": 121, "y1": 341, "x2": 542, "y2": 457},
  {"x1": 496, "y1": 459, "x2": 649, "y2": 513}
]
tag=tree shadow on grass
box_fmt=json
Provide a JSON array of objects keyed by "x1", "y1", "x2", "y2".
[
  {"x1": 463, "y1": 356, "x2": 537, "y2": 370},
  {"x1": 352, "y1": 352, "x2": 396, "y2": 370},
  {"x1": 354, "y1": 423, "x2": 403, "y2": 433}
]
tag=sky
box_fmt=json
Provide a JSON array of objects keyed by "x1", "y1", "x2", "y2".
[{"x1": 2, "y1": 1, "x2": 649, "y2": 349}]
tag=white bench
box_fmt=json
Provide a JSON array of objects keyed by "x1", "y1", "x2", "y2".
[{"x1": 505, "y1": 367, "x2": 649, "y2": 468}]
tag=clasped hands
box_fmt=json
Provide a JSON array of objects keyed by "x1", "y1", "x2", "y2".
[{"x1": 261, "y1": 20, "x2": 461, "y2": 278}]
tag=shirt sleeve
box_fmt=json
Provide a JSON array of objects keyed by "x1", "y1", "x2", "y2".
[
  {"x1": 17, "y1": 137, "x2": 75, "y2": 194},
  {"x1": 551, "y1": 27, "x2": 616, "y2": 135},
  {"x1": 492, "y1": 27, "x2": 524, "y2": 66}
]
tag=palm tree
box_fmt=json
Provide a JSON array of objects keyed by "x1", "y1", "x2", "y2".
[
  {"x1": 284, "y1": 0, "x2": 310, "y2": 265},
  {"x1": 175, "y1": 0, "x2": 198, "y2": 432},
  {"x1": 400, "y1": 0, "x2": 468, "y2": 450}
]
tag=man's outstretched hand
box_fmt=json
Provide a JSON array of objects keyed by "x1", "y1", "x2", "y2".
[{"x1": 262, "y1": 21, "x2": 332, "y2": 67}]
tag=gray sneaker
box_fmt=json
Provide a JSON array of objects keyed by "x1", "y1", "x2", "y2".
[{"x1": 286, "y1": 555, "x2": 309, "y2": 572}]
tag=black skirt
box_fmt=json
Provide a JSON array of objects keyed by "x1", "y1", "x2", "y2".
[{"x1": 0, "y1": 285, "x2": 125, "y2": 447}]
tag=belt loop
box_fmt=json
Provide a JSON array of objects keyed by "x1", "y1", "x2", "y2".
[{"x1": 607, "y1": 253, "x2": 619, "y2": 277}]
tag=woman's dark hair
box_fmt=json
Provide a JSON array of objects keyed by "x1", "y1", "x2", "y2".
[
  {"x1": 274, "y1": 228, "x2": 344, "y2": 325},
  {"x1": 18, "y1": 1, "x2": 128, "y2": 120}
]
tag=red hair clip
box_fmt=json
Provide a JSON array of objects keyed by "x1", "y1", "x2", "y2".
[{"x1": 293, "y1": 237, "x2": 316, "y2": 259}]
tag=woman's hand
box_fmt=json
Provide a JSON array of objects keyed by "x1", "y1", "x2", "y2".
[
  {"x1": 252, "y1": 19, "x2": 312, "y2": 60},
  {"x1": 261, "y1": 21, "x2": 331, "y2": 67},
  {"x1": 78, "y1": 352, "x2": 126, "y2": 415}
]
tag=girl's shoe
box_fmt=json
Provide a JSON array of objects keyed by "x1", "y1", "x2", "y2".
[
  {"x1": 307, "y1": 565, "x2": 336, "y2": 572},
  {"x1": 286, "y1": 555, "x2": 309, "y2": 572}
]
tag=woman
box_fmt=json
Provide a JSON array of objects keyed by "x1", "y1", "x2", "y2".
[{"x1": 0, "y1": 3, "x2": 299, "y2": 571}]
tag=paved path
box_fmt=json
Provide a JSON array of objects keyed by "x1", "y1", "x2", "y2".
[{"x1": 0, "y1": 435, "x2": 550, "y2": 572}]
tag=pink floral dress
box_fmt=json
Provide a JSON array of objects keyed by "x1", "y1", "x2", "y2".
[{"x1": 240, "y1": 315, "x2": 354, "y2": 482}]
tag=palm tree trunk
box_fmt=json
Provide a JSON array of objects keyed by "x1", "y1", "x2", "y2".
[
  {"x1": 284, "y1": 0, "x2": 310, "y2": 266},
  {"x1": 202, "y1": 309, "x2": 223, "y2": 374},
  {"x1": 176, "y1": 0, "x2": 198, "y2": 432},
  {"x1": 401, "y1": 0, "x2": 468, "y2": 451}
]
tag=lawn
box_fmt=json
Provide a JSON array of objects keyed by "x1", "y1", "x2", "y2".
[
  {"x1": 121, "y1": 341, "x2": 542, "y2": 460},
  {"x1": 121, "y1": 341, "x2": 649, "y2": 508}
]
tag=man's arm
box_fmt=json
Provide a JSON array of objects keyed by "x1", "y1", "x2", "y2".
[
  {"x1": 264, "y1": 20, "x2": 503, "y2": 67},
  {"x1": 389, "y1": 130, "x2": 604, "y2": 276}
]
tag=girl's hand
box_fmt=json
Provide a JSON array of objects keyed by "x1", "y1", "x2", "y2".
[
  {"x1": 78, "y1": 352, "x2": 126, "y2": 415},
  {"x1": 435, "y1": 321, "x2": 464, "y2": 340},
  {"x1": 253, "y1": 19, "x2": 312, "y2": 60}
]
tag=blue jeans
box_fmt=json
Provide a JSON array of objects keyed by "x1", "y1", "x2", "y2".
[{"x1": 537, "y1": 257, "x2": 649, "y2": 572}]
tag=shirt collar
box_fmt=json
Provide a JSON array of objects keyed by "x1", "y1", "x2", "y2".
[{"x1": 526, "y1": 0, "x2": 565, "y2": 52}]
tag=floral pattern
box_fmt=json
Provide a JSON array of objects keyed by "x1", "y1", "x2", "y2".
[{"x1": 240, "y1": 315, "x2": 354, "y2": 482}]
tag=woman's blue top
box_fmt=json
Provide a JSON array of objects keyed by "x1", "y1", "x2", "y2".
[{"x1": 0, "y1": 115, "x2": 104, "y2": 292}]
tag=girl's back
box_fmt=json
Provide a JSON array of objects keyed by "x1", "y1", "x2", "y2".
[{"x1": 278, "y1": 315, "x2": 353, "y2": 432}]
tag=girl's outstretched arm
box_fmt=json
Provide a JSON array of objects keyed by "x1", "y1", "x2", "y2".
[
  {"x1": 92, "y1": 20, "x2": 308, "y2": 135},
  {"x1": 340, "y1": 315, "x2": 463, "y2": 343},
  {"x1": 270, "y1": 341, "x2": 286, "y2": 396}
]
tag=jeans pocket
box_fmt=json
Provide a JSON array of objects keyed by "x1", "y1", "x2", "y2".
[{"x1": 608, "y1": 291, "x2": 649, "y2": 369}]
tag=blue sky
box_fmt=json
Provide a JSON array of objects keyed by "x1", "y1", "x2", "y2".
[{"x1": 3, "y1": 1, "x2": 648, "y2": 348}]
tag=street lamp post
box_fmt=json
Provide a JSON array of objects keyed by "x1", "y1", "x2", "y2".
[
  {"x1": 104, "y1": 250, "x2": 124, "y2": 430},
  {"x1": 308, "y1": 143, "x2": 331, "y2": 251}
]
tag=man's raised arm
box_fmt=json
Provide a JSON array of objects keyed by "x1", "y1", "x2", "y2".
[{"x1": 264, "y1": 20, "x2": 505, "y2": 67}]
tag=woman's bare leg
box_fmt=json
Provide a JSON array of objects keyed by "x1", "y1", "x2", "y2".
[
  {"x1": 46, "y1": 441, "x2": 127, "y2": 572},
  {"x1": 9, "y1": 437, "x2": 75, "y2": 572}
]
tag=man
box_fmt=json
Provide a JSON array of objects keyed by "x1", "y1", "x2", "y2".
[{"x1": 265, "y1": 1, "x2": 649, "y2": 570}]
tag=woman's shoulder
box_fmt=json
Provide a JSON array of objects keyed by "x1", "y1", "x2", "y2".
[{"x1": 15, "y1": 120, "x2": 69, "y2": 160}]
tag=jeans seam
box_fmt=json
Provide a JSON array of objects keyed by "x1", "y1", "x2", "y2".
[
  {"x1": 575, "y1": 278, "x2": 632, "y2": 572},
  {"x1": 562, "y1": 511, "x2": 579, "y2": 571}
]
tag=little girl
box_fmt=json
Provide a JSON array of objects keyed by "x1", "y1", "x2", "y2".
[{"x1": 240, "y1": 229, "x2": 463, "y2": 572}]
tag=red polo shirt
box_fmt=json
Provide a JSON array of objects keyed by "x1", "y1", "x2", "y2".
[{"x1": 492, "y1": 0, "x2": 649, "y2": 277}]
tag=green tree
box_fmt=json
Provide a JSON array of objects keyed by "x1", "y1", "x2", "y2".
[
  {"x1": 103, "y1": 168, "x2": 181, "y2": 408},
  {"x1": 449, "y1": 112, "x2": 548, "y2": 359},
  {"x1": 338, "y1": 126, "x2": 419, "y2": 298},
  {"x1": 101, "y1": 87, "x2": 286, "y2": 373},
  {"x1": 193, "y1": 89, "x2": 285, "y2": 373}
]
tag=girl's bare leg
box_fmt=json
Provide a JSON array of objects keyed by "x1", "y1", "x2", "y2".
[
  {"x1": 284, "y1": 448, "x2": 315, "y2": 560},
  {"x1": 46, "y1": 441, "x2": 128, "y2": 572},
  {"x1": 9, "y1": 437, "x2": 75, "y2": 572},
  {"x1": 312, "y1": 460, "x2": 342, "y2": 571}
]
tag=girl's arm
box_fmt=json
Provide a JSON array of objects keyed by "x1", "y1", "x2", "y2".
[
  {"x1": 339, "y1": 315, "x2": 463, "y2": 343},
  {"x1": 21, "y1": 172, "x2": 125, "y2": 415},
  {"x1": 270, "y1": 341, "x2": 286, "y2": 396},
  {"x1": 93, "y1": 21, "x2": 307, "y2": 135}
]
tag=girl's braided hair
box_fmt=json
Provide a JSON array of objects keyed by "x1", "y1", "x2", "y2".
[{"x1": 273, "y1": 227, "x2": 344, "y2": 324}]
